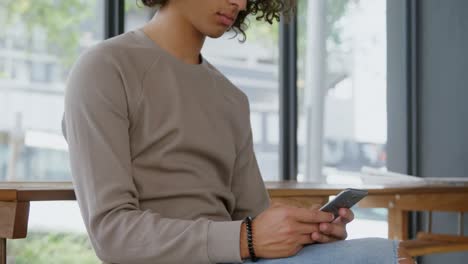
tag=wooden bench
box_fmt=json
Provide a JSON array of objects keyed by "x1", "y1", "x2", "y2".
[{"x1": 399, "y1": 212, "x2": 468, "y2": 256}]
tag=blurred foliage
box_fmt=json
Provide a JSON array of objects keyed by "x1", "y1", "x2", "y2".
[
  {"x1": 8, "y1": 231, "x2": 100, "y2": 264},
  {"x1": 245, "y1": 15, "x2": 279, "y2": 47},
  {"x1": 326, "y1": 0, "x2": 359, "y2": 46},
  {"x1": 126, "y1": 0, "x2": 147, "y2": 12},
  {"x1": 241, "y1": 0, "x2": 357, "y2": 60},
  {"x1": 297, "y1": 0, "x2": 359, "y2": 57},
  {"x1": 0, "y1": 0, "x2": 95, "y2": 68},
  {"x1": 0, "y1": 0, "x2": 354, "y2": 69},
  {"x1": 295, "y1": 0, "x2": 359, "y2": 108}
]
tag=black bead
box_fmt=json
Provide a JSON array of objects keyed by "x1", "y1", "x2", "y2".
[{"x1": 244, "y1": 216, "x2": 258, "y2": 262}]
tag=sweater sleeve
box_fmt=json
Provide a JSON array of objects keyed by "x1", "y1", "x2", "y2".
[
  {"x1": 230, "y1": 99, "x2": 271, "y2": 222},
  {"x1": 63, "y1": 47, "x2": 244, "y2": 264}
]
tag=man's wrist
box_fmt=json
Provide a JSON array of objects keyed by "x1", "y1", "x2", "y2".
[{"x1": 240, "y1": 222, "x2": 250, "y2": 259}]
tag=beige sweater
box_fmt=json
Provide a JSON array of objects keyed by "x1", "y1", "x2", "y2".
[{"x1": 62, "y1": 28, "x2": 270, "y2": 264}]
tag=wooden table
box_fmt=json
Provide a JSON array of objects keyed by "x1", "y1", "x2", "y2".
[
  {"x1": 0, "y1": 182, "x2": 75, "y2": 264},
  {"x1": 1, "y1": 181, "x2": 468, "y2": 263},
  {"x1": 266, "y1": 181, "x2": 468, "y2": 241}
]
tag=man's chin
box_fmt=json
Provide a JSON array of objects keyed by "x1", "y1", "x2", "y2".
[
  {"x1": 206, "y1": 31, "x2": 225, "y2": 39},
  {"x1": 204, "y1": 26, "x2": 236, "y2": 39}
]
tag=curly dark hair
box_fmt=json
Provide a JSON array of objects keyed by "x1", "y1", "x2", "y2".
[{"x1": 139, "y1": 0, "x2": 296, "y2": 42}]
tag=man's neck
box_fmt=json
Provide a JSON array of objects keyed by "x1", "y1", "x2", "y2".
[{"x1": 142, "y1": 6, "x2": 206, "y2": 65}]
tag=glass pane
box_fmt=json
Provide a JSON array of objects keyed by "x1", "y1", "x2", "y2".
[
  {"x1": 202, "y1": 18, "x2": 280, "y2": 181},
  {"x1": 297, "y1": 0, "x2": 387, "y2": 182},
  {"x1": 0, "y1": 1, "x2": 103, "y2": 262},
  {"x1": 297, "y1": 0, "x2": 388, "y2": 238},
  {"x1": 0, "y1": 1, "x2": 104, "y2": 182}
]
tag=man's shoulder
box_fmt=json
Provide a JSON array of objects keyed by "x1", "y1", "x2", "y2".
[
  {"x1": 204, "y1": 59, "x2": 250, "y2": 107},
  {"x1": 78, "y1": 31, "x2": 159, "y2": 70}
]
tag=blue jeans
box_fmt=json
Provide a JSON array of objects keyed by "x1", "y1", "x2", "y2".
[{"x1": 238, "y1": 238, "x2": 398, "y2": 264}]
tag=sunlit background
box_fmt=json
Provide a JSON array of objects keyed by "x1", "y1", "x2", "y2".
[{"x1": 0, "y1": 0, "x2": 387, "y2": 262}]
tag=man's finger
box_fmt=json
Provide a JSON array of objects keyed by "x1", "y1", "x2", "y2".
[
  {"x1": 291, "y1": 207, "x2": 334, "y2": 223},
  {"x1": 332, "y1": 208, "x2": 354, "y2": 224},
  {"x1": 292, "y1": 222, "x2": 320, "y2": 234},
  {"x1": 319, "y1": 222, "x2": 348, "y2": 240},
  {"x1": 311, "y1": 231, "x2": 339, "y2": 244},
  {"x1": 298, "y1": 234, "x2": 316, "y2": 245}
]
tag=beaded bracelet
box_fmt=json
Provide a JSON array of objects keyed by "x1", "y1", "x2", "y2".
[{"x1": 244, "y1": 216, "x2": 258, "y2": 262}]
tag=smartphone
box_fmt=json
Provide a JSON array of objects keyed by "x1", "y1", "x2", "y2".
[{"x1": 319, "y1": 188, "x2": 368, "y2": 221}]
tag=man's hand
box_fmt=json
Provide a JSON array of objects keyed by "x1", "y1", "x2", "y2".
[
  {"x1": 311, "y1": 207, "x2": 354, "y2": 243},
  {"x1": 240, "y1": 202, "x2": 335, "y2": 259}
]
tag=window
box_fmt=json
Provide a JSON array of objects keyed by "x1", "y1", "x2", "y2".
[
  {"x1": 0, "y1": 1, "x2": 104, "y2": 182},
  {"x1": 0, "y1": 36, "x2": 5, "y2": 48},
  {"x1": 297, "y1": 0, "x2": 387, "y2": 182},
  {"x1": 0, "y1": 58, "x2": 6, "y2": 77},
  {"x1": 30, "y1": 61, "x2": 47, "y2": 82},
  {"x1": 297, "y1": 0, "x2": 388, "y2": 239},
  {"x1": 31, "y1": 27, "x2": 48, "y2": 53},
  {"x1": 2, "y1": 1, "x2": 105, "y2": 262}
]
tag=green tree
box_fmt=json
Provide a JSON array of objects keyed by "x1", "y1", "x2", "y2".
[
  {"x1": 1, "y1": 0, "x2": 95, "y2": 68},
  {"x1": 8, "y1": 231, "x2": 100, "y2": 264},
  {"x1": 297, "y1": 0, "x2": 358, "y2": 59},
  {"x1": 242, "y1": 0, "x2": 358, "y2": 62},
  {"x1": 296, "y1": 0, "x2": 358, "y2": 107}
]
